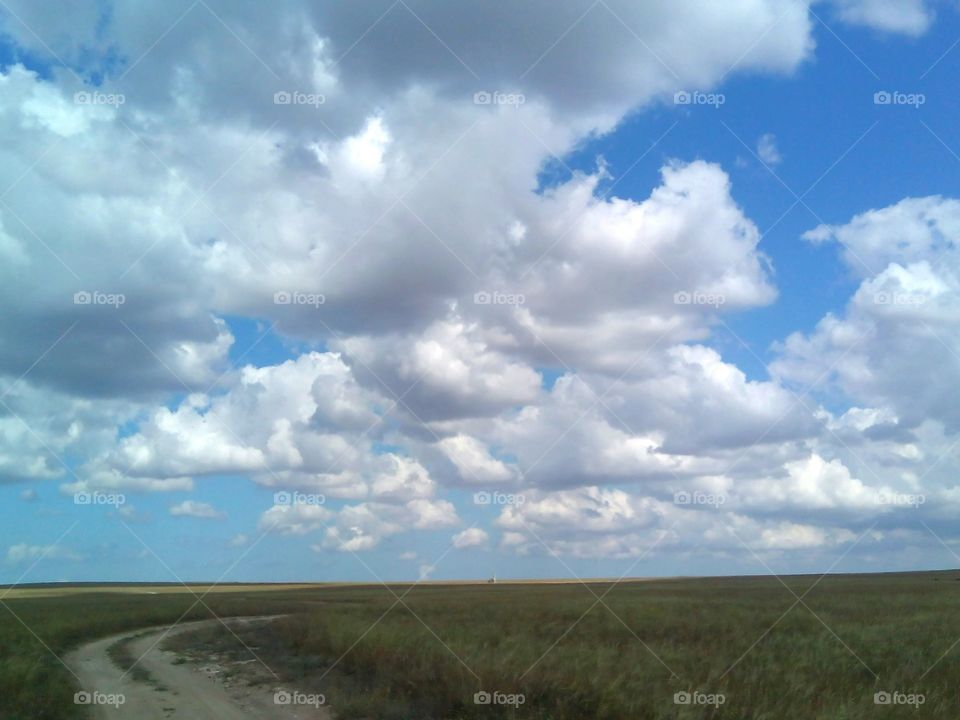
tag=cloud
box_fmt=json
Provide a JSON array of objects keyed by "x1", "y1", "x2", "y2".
[
  {"x1": 775, "y1": 196, "x2": 960, "y2": 431},
  {"x1": 452, "y1": 527, "x2": 489, "y2": 549},
  {"x1": 6, "y1": 543, "x2": 82, "y2": 564},
  {"x1": 91, "y1": 352, "x2": 381, "y2": 491},
  {"x1": 169, "y1": 500, "x2": 226, "y2": 519},
  {"x1": 0, "y1": 0, "x2": 814, "y2": 126},
  {"x1": 436, "y1": 435, "x2": 518, "y2": 485},
  {"x1": 320, "y1": 499, "x2": 459, "y2": 552},
  {"x1": 757, "y1": 133, "x2": 782, "y2": 166},
  {"x1": 371, "y1": 456, "x2": 437, "y2": 502},
  {"x1": 826, "y1": 0, "x2": 934, "y2": 36},
  {"x1": 336, "y1": 320, "x2": 542, "y2": 421},
  {"x1": 0, "y1": 0, "x2": 808, "y2": 408},
  {"x1": 260, "y1": 503, "x2": 332, "y2": 536}
]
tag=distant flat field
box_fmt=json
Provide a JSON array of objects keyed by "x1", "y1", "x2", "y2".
[
  {"x1": 0, "y1": 583, "x2": 329, "y2": 598},
  {"x1": 0, "y1": 576, "x2": 665, "y2": 598}
]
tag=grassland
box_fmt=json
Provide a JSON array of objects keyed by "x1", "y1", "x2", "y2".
[{"x1": 2, "y1": 571, "x2": 960, "y2": 718}]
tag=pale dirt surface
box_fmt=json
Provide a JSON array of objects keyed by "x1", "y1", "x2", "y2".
[{"x1": 65, "y1": 617, "x2": 331, "y2": 720}]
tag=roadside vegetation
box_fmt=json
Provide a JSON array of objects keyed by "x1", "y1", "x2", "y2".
[{"x1": 3, "y1": 571, "x2": 960, "y2": 719}]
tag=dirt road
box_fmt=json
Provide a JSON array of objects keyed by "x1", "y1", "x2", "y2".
[{"x1": 65, "y1": 618, "x2": 330, "y2": 720}]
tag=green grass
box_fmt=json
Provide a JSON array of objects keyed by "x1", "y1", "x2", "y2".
[{"x1": 2, "y1": 572, "x2": 960, "y2": 718}]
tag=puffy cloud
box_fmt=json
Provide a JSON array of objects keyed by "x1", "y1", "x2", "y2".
[
  {"x1": 439, "y1": 349, "x2": 816, "y2": 493},
  {"x1": 0, "y1": 65, "x2": 235, "y2": 399},
  {"x1": 802, "y1": 197, "x2": 960, "y2": 277},
  {"x1": 92, "y1": 352, "x2": 380, "y2": 489},
  {"x1": 774, "y1": 197, "x2": 960, "y2": 431},
  {"x1": 0, "y1": 0, "x2": 814, "y2": 126},
  {"x1": 825, "y1": 0, "x2": 934, "y2": 36},
  {"x1": 337, "y1": 319, "x2": 542, "y2": 421},
  {"x1": 597, "y1": 344, "x2": 818, "y2": 455},
  {"x1": 0, "y1": 381, "x2": 145, "y2": 491},
  {"x1": 436, "y1": 435, "x2": 518, "y2": 485},
  {"x1": 317, "y1": 498, "x2": 460, "y2": 552},
  {"x1": 371, "y1": 455, "x2": 436, "y2": 501},
  {"x1": 0, "y1": 0, "x2": 802, "y2": 402},
  {"x1": 757, "y1": 133, "x2": 782, "y2": 166},
  {"x1": 169, "y1": 500, "x2": 226, "y2": 519},
  {"x1": 259, "y1": 502, "x2": 332, "y2": 536},
  {"x1": 495, "y1": 485, "x2": 875, "y2": 559},
  {"x1": 476, "y1": 161, "x2": 778, "y2": 376},
  {"x1": 452, "y1": 527, "x2": 489, "y2": 549},
  {"x1": 257, "y1": 443, "x2": 458, "y2": 550},
  {"x1": 753, "y1": 521, "x2": 857, "y2": 550},
  {"x1": 738, "y1": 454, "x2": 884, "y2": 511}
]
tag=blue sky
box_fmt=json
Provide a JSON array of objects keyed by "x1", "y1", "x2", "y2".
[{"x1": 2, "y1": 0, "x2": 960, "y2": 584}]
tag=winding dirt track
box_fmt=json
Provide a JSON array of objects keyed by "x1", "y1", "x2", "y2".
[{"x1": 65, "y1": 618, "x2": 330, "y2": 720}]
